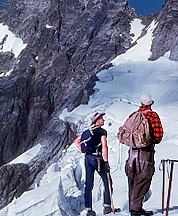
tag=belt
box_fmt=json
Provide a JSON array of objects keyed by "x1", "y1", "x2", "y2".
[
  {"x1": 131, "y1": 147, "x2": 154, "y2": 153},
  {"x1": 85, "y1": 152, "x2": 98, "y2": 155},
  {"x1": 132, "y1": 148, "x2": 140, "y2": 150}
]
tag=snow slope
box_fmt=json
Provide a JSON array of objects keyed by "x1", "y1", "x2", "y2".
[
  {"x1": 0, "y1": 23, "x2": 27, "y2": 58},
  {"x1": 1, "y1": 18, "x2": 178, "y2": 216},
  {"x1": 0, "y1": 23, "x2": 27, "y2": 77}
]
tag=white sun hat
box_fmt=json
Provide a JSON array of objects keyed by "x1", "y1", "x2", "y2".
[{"x1": 141, "y1": 93, "x2": 154, "y2": 105}]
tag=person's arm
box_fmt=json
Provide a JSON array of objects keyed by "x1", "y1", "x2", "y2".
[
  {"x1": 152, "y1": 114, "x2": 163, "y2": 144},
  {"x1": 101, "y1": 135, "x2": 108, "y2": 162},
  {"x1": 73, "y1": 135, "x2": 81, "y2": 151}
]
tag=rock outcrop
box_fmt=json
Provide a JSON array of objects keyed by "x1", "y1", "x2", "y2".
[
  {"x1": 0, "y1": 163, "x2": 30, "y2": 209},
  {"x1": 150, "y1": 0, "x2": 178, "y2": 61},
  {"x1": 0, "y1": 118, "x2": 76, "y2": 209}
]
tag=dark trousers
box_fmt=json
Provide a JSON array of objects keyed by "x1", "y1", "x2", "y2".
[
  {"x1": 125, "y1": 149, "x2": 155, "y2": 212},
  {"x1": 84, "y1": 154, "x2": 112, "y2": 210}
]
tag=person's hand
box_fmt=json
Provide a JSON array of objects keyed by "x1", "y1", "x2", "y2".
[{"x1": 105, "y1": 161, "x2": 110, "y2": 172}]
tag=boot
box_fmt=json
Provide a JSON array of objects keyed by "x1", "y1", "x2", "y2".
[
  {"x1": 131, "y1": 209, "x2": 153, "y2": 216},
  {"x1": 86, "y1": 210, "x2": 96, "y2": 216},
  {"x1": 103, "y1": 207, "x2": 121, "y2": 214},
  {"x1": 103, "y1": 207, "x2": 112, "y2": 214}
]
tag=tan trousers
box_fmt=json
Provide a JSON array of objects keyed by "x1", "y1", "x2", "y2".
[{"x1": 125, "y1": 149, "x2": 155, "y2": 212}]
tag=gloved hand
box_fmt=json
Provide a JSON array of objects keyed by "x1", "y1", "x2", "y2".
[{"x1": 104, "y1": 161, "x2": 110, "y2": 172}]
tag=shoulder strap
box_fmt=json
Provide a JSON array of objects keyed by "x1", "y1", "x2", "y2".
[
  {"x1": 89, "y1": 125, "x2": 100, "y2": 135},
  {"x1": 142, "y1": 109, "x2": 151, "y2": 114},
  {"x1": 90, "y1": 126, "x2": 102, "y2": 153},
  {"x1": 80, "y1": 126, "x2": 99, "y2": 145},
  {"x1": 80, "y1": 135, "x2": 92, "y2": 145}
]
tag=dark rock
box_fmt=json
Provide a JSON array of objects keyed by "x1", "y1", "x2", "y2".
[
  {"x1": 0, "y1": 52, "x2": 15, "y2": 76},
  {"x1": 0, "y1": 163, "x2": 30, "y2": 209},
  {"x1": 140, "y1": 13, "x2": 158, "y2": 26},
  {"x1": 0, "y1": 118, "x2": 77, "y2": 209},
  {"x1": 27, "y1": 118, "x2": 77, "y2": 187},
  {"x1": 149, "y1": 0, "x2": 178, "y2": 61}
]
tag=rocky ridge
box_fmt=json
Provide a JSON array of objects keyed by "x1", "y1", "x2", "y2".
[
  {"x1": 150, "y1": 0, "x2": 178, "y2": 61},
  {"x1": 0, "y1": 0, "x2": 136, "y2": 165}
]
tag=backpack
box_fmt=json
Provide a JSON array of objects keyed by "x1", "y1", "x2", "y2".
[
  {"x1": 80, "y1": 127, "x2": 99, "y2": 154},
  {"x1": 117, "y1": 111, "x2": 151, "y2": 148}
]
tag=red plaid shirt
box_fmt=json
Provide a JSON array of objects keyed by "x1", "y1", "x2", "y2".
[{"x1": 131, "y1": 105, "x2": 163, "y2": 144}]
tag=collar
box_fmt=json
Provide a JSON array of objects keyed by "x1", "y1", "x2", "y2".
[{"x1": 138, "y1": 105, "x2": 152, "y2": 112}]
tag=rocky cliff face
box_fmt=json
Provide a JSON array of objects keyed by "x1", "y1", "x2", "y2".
[
  {"x1": 0, "y1": 0, "x2": 137, "y2": 209},
  {"x1": 0, "y1": 0, "x2": 136, "y2": 165},
  {"x1": 0, "y1": 118, "x2": 76, "y2": 209},
  {"x1": 150, "y1": 0, "x2": 178, "y2": 61}
]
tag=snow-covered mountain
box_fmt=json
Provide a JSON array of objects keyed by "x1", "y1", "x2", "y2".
[
  {"x1": 1, "y1": 16, "x2": 178, "y2": 216},
  {"x1": 0, "y1": 0, "x2": 136, "y2": 168}
]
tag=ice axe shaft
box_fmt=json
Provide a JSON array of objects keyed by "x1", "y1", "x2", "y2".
[
  {"x1": 96, "y1": 154, "x2": 102, "y2": 172},
  {"x1": 96, "y1": 148, "x2": 102, "y2": 172},
  {"x1": 162, "y1": 160, "x2": 165, "y2": 214},
  {"x1": 107, "y1": 172, "x2": 115, "y2": 214},
  {"x1": 97, "y1": 158, "x2": 101, "y2": 172},
  {"x1": 166, "y1": 161, "x2": 174, "y2": 216}
]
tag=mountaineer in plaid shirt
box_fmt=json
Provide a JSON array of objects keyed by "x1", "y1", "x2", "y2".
[
  {"x1": 137, "y1": 104, "x2": 163, "y2": 144},
  {"x1": 125, "y1": 94, "x2": 163, "y2": 216}
]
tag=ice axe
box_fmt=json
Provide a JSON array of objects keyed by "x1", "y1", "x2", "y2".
[
  {"x1": 160, "y1": 159, "x2": 178, "y2": 216},
  {"x1": 96, "y1": 154, "x2": 102, "y2": 172},
  {"x1": 161, "y1": 160, "x2": 165, "y2": 214},
  {"x1": 107, "y1": 172, "x2": 115, "y2": 214},
  {"x1": 96, "y1": 146, "x2": 102, "y2": 172},
  {"x1": 165, "y1": 161, "x2": 174, "y2": 216}
]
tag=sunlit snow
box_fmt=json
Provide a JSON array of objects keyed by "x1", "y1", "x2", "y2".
[
  {"x1": 46, "y1": 24, "x2": 53, "y2": 29},
  {"x1": 9, "y1": 144, "x2": 41, "y2": 164},
  {"x1": 130, "y1": 18, "x2": 145, "y2": 42},
  {"x1": 1, "y1": 18, "x2": 178, "y2": 216},
  {"x1": 0, "y1": 23, "x2": 27, "y2": 58}
]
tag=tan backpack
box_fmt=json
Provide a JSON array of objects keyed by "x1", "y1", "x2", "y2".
[{"x1": 117, "y1": 110, "x2": 151, "y2": 148}]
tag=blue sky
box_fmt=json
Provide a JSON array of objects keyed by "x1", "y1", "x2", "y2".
[
  {"x1": 0, "y1": 0, "x2": 165, "y2": 16},
  {"x1": 0, "y1": 0, "x2": 7, "y2": 4},
  {"x1": 128, "y1": 0, "x2": 165, "y2": 16}
]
